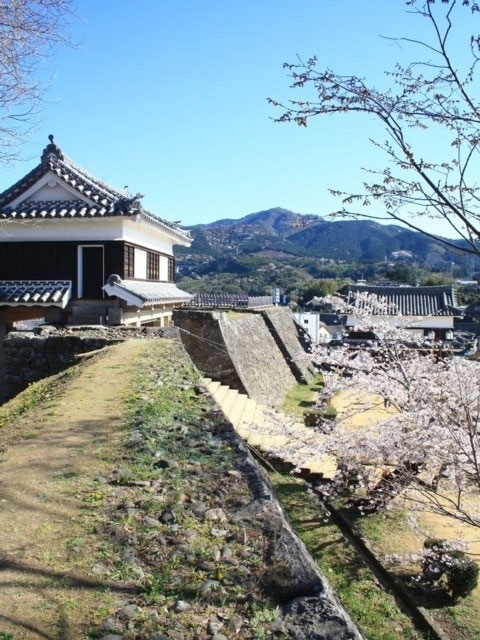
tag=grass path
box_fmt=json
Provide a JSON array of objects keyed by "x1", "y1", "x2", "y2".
[{"x1": 0, "y1": 339, "x2": 149, "y2": 640}]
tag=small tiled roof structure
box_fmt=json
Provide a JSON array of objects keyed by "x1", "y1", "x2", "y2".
[
  {"x1": 0, "y1": 135, "x2": 191, "y2": 244},
  {"x1": 465, "y1": 301, "x2": 480, "y2": 317},
  {"x1": 103, "y1": 276, "x2": 192, "y2": 308},
  {"x1": 0, "y1": 280, "x2": 71, "y2": 308},
  {"x1": 343, "y1": 284, "x2": 459, "y2": 316}
]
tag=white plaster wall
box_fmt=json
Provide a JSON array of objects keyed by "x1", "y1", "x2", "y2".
[
  {"x1": 294, "y1": 312, "x2": 326, "y2": 344},
  {"x1": 159, "y1": 256, "x2": 169, "y2": 281},
  {"x1": 134, "y1": 248, "x2": 147, "y2": 279},
  {"x1": 0, "y1": 217, "x2": 187, "y2": 253}
]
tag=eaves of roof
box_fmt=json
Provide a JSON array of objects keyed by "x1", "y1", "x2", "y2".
[{"x1": 0, "y1": 280, "x2": 71, "y2": 308}]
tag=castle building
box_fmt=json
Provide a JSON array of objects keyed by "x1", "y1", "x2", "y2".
[{"x1": 0, "y1": 136, "x2": 192, "y2": 327}]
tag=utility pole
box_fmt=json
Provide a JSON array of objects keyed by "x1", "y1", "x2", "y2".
[{"x1": 451, "y1": 261, "x2": 455, "y2": 284}]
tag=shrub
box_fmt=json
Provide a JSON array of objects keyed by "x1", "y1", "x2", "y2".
[
  {"x1": 421, "y1": 538, "x2": 479, "y2": 600},
  {"x1": 445, "y1": 550, "x2": 479, "y2": 601}
]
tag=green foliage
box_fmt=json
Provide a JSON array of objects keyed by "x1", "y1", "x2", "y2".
[
  {"x1": 421, "y1": 273, "x2": 451, "y2": 286},
  {"x1": 447, "y1": 551, "x2": 479, "y2": 601},
  {"x1": 295, "y1": 278, "x2": 346, "y2": 306},
  {"x1": 386, "y1": 264, "x2": 418, "y2": 285},
  {"x1": 456, "y1": 286, "x2": 480, "y2": 306}
]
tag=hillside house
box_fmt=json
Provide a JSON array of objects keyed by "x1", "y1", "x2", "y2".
[
  {"x1": 343, "y1": 284, "x2": 458, "y2": 340},
  {"x1": 0, "y1": 136, "x2": 192, "y2": 327},
  {"x1": 294, "y1": 311, "x2": 343, "y2": 343}
]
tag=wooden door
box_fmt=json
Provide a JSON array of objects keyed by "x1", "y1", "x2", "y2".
[{"x1": 81, "y1": 246, "x2": 104, "y2": 299}]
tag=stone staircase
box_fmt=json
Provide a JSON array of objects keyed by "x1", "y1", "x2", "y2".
[{"x1": 203, "y1": 377, "x2": 336, "y2": 479}]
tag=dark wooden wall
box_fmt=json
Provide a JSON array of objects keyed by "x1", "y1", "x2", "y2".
[{"x1": 0, "y1": 241, "x2": 125, "y2": 295}]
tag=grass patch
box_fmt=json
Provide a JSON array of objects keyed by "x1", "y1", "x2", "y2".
[
  {"x1": 282, "y1": 374, "x2": 324, "y2": 417},
  {"x1": 271, "y1": 473, "x2": 422, "y2": 640},
  {"x1": 352, "y1": 506, "x2": 480, "y2": 639}
]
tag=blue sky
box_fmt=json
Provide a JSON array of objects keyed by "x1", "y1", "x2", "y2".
[{"x1": 1, "y1": 1, "x2": 476, "y2": 233}]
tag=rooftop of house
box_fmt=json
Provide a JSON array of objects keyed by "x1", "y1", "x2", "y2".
[
  {"x1": 103, "y1": 275, "x2": 192, "y2": 308},
  {"x1": 0, "y1": 135, "x2": 191, "y2": 245},
  {"x1": 342, "y1": 284, "x2": 459, "y2": 316},
  {"x1": 0, "y1": 280, "x2": 71, "y2": 308}
]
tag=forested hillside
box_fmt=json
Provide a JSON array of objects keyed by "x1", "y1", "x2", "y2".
[{"x1": 175, "y1": 208, "x2": 474, "y2": 295}]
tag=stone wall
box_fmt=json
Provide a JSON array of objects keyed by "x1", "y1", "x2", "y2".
[
  {"x1": 171, "y1": 310, "x2": 246, "y2": 392},
  {"x1": 218, "y1": 312, "x2": 297, "y2": 408},
  {"x1": 174, "y1": 309, "x2": 300, "y2": 408},
  {"x1": 2, "y1": 325, "x2": 173, "y2": 400},
  {"x1": 259, "y1": 307, "x2": 316, "y2": 383}
]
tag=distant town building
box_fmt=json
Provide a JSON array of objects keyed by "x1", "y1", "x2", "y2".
[
  {"x1": 0, "y1": 136, "x2": 192, "y2": 327},
  {"x1": 342, "y1": 284, "x2": 459, "y2": 340},
  {"x1": 294, "y1": 311, "x2": 343, "y2": 344}
]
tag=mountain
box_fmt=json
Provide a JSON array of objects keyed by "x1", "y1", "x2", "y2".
[
  {"x1": 174, "y1": 207, "x2": 473, "y2": 295},
  {"x1": 176, "y1": 207, "x2": 457, "y2": 265}
]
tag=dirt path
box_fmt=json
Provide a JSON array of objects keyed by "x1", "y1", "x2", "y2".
[{"x1": 0, "y1": 339, "x2": 150, "y2": 640}]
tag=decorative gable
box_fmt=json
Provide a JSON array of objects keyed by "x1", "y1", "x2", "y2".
[
  {"x1": 26, "y1": 177, "x2": 87, "y2": 203},
  {"x1": 0, "y1": 135, "x2": 191, "y2": 246}
]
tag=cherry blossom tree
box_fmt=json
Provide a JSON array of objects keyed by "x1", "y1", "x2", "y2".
[
  {"x1": 270, "y1": 0, "x2": 480, "y2": 256},
  {"x1": 272, "y1": 293, "x2": 480, "y2": 528}
]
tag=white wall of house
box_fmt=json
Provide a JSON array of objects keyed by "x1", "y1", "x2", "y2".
[
  {"x1": 134, "y1": 247, "x2": 147, "y2": 278},
  {"x1": 294, "y1": 312, "x2": 332, "y2": 344},
  {"x1": 0, "y1": 217, "x2": 183, "y2": 254},
  {"x1": 160, "y1": 255, "x2": 169, "y2": 281}
]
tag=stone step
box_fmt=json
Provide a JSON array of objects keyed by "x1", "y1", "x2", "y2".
[
  {"x1": 228, "y1": 393, "x2": 248, "y2": 427},
  {"x1": 238, "y1": 398, "x2": 257, "y2": 428},
  {"x1": 207, "y1": 380, "x2": 222, "y2": 395},
  {"x1": 221, "y1": 388, "x2": 239, "y2": 417},
  {"x1": 252, "y1": 405, "x2": 266, "y2": 430},
  {"x1": 204, "y1": 379, "x2": 338, "y2": 481},
  {"x1": 236, "y1": 425, "x2": 251, "y2": 439},
  {"x1": 202, "y1": 377, "x2": 212, "y2": 386},
  {"x1": 213, "y1": 385, "x2": 230, "y2": 405},
  {"x1": 247, "y1": 431, "x2": 270, "y2": 448},
  {"x1": 302, "y1": 455, "x2": 337, "y2": 480}
]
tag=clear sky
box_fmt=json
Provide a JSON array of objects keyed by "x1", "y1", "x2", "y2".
[{"x1": 0, "y1": 1, "x2": 476, "y2": 233}]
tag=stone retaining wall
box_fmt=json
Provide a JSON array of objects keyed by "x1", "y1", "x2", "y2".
[
  {"x1": 259, "y1": 307, "x2": 316, "y2": 384},
  {"x1": 218, "y1": 311, "x2": 296, "y2": 408},
  {"x1": 2, "y1": 326, "x2": 173, "y2": 400},
  {"x1": 174, "y1": 309, "x2": 305, "y2": 408}
]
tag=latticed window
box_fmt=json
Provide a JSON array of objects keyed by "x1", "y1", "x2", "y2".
[
  {"x1": 168, "y1": 257, "x2": 175, "y2": 282},
  {"x1": 124, "y1": 244, "x2": 135, "y2": 278},
  {"x1": 147, "y1": 251, "x2": 160, "y2": 280}
]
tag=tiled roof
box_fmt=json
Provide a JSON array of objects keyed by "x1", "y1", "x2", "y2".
[
  {"x1": 0, "y1": 136, "x2": 191, "y2": 244},
  {"x1": 0, "y1": 280, "x2": 71, "y2": 308},
  {"x1": 1, "y1": 199, "x2": 115, "y2": 219},
  {"x1": 103, "y1": 276, "x2": 192, "y2": 307},
  {"x1": 344, "y1": 284, "x2": 458, "y2": 316}
]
